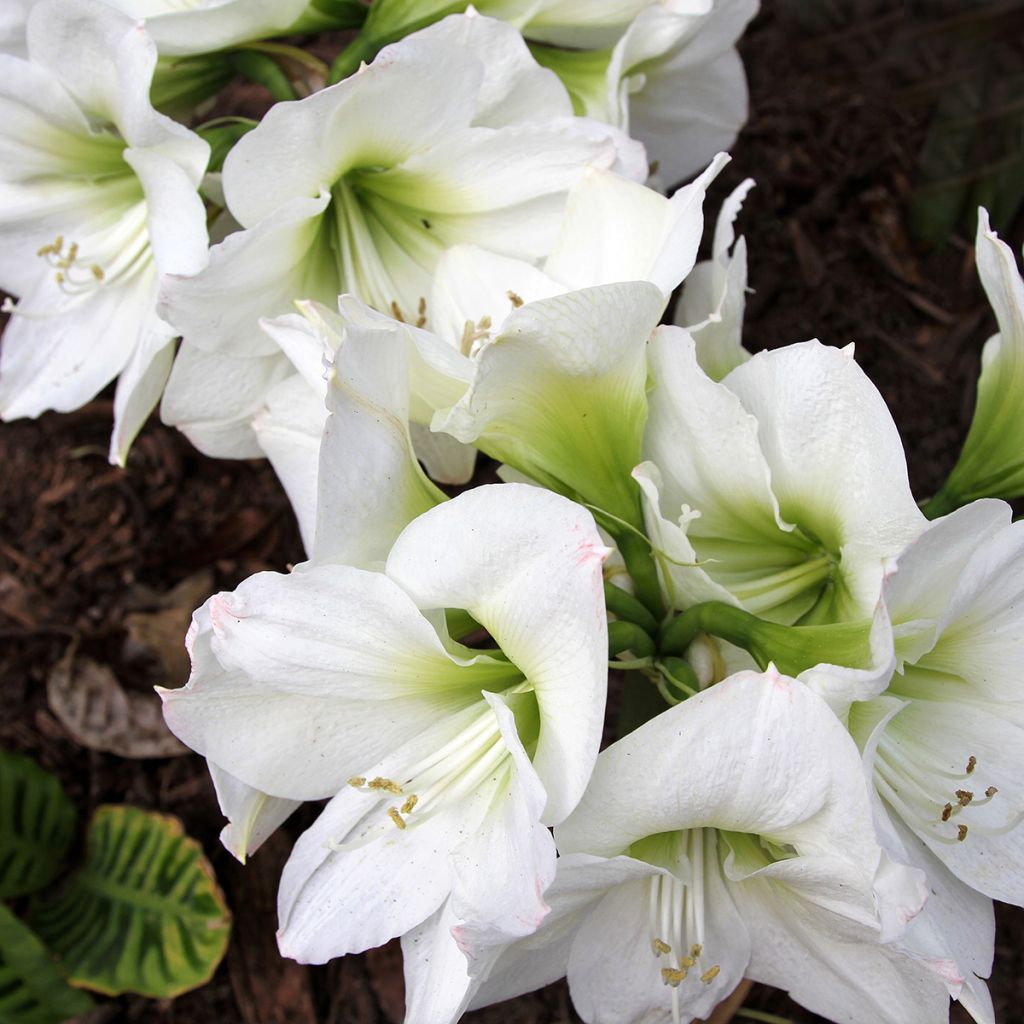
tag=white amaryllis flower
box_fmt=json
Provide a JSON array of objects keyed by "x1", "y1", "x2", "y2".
[
  {"x1": 159, "y1": 10, "x2": 643, "y2": 367},
  {"x1": 460, "y1": 669, "x2": 942, "y2": 1024},
  {"x1": 0, "y1": 0, "x2": 209, "y2": 462},
  {"x1": 530, "y1": 0, "x2": 759, "y2": 185},
  {"x1": 926, "y1": 210, "x2": 1024, "y2": 514},
  {"x1": 0, "y1": 0, "x2": 340, "y2": 59},
  {"x1": 162, "y1": 154, "x2": 722, "y2": 547},
  {"x1": 635, "y1": 335, "x2": 926, "y2": 628},
  {"x1": 848, "y1": 499, "x2": 1024, "y2": 910},
  {"x1": 161, "y1": 485, "x2": 610, "y2": 1003}
]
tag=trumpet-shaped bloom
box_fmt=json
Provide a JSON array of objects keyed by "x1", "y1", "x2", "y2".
[
  {"x1": 160, "y1": 11, "x2": 643, "y2": 362},
  {"x1": 927, "y1": 210, "x2": 1024, "y2": 513},
  {"x1": 848, "y1": 500, "x2": 1024, "y2": 909},
  {"x1": 163, "y1": 155, "x2": 724, "y2": 544},
  {"x1": 531, "y1": 0, "x2": 758, "y2": 184},
  {"x1": 465, "y1": 670, "x2": 942, "y2": 1024},
  {"x1": 636, "y1": 335, "x2": 926, "y2": 627},
  {"x1": 161, "y1": 485, "x2": 610, "y2": 994},
  {"x1": 0, "y1": 0, "x2": 209, "y2": 462}
]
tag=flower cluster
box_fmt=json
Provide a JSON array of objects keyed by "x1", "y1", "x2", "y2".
[{"x1": 3, "y1": 2, "x2": 1023, "y2": 1024}]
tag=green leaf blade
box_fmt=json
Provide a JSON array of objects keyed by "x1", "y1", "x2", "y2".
[
  {"x1": 0, "y1": 903, "x2": 94, "y2": 1024},
  {"x1": 31, "y1": 806, "x2": 231, "y2": 999},
  {"x1": 0, "y1": 750, "x2": 76, "y2": 900}
]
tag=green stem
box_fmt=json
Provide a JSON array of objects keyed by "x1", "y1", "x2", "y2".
[
  {"x1": 608, "y1": 620, "x2": 656, "y2": 659},
  {"x1": 921, "y1": 484, "x2": 960, "y2": 520},
  {"x1": 616, "y1": 532, "x2": 666, "y2": 621},
  {"x1": 328, "y1": 34, "x2": 383, "y2": 84},
  {"x1": 659, "y1": 602, "x2": 872, "y2": 677},
  {"x1": 603, "y1": 581, "x2": 658, "y2": 635},
  {"x1": 657, "y1": 657, "x2": 700, "y2": 697}
]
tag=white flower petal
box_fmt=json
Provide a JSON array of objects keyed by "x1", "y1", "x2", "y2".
[
  {"x1": 386, "y1": 484, "x2": 610, "y2": 824},
  {"x1": 207, "y1": 761, "x2": 300, "y2": 864},
  {"x1": 313, "y1": 307, "x2": 446, "y2": 568},
  {"x1": 159, "y1": 191, "x2": 334, "y2": 358},
  {"x1": 544, "y1": 153, "x2": 728, "y2": 296}
]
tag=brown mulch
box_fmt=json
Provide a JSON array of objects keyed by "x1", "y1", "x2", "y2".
[{"x1": 2, "y1": 1, "x2": 1024, "y2": 1022}]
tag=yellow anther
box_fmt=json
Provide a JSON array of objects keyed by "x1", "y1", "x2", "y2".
[
  {"x1": 956, "y1": 790, "x2": 974, "y2": 806},
  {"x1": 986, "y1": 786, "x2": 999, "y2": 798},
  {"x1": 689, "y1": 944, "x2": 703, "y2": 959},
  {"x1": 387, "y1": 807, "x2": 406, "y2": 830},
  {"x1": 507, "y1": 290, "x2": 524, "y2": 308},
  {"x1": 37, "y1": 243, "x2": 56, "y2": 257},
  {"x1": 651, "y1": 938, "x2": 671, "y2": 956},
  {"x1": 660, "y1": 967, "x2": 687, "y2": 987},
  {"x1": 415, "y1": 297, "x2": 427, "y2": 328},
  {"x1": 368, "y1": 777, "x2": 403, "y2": 795},
  {"x1": 941, "y1": 803, "x2": 953, "y2": 822},
  {"x1": 66, "y1": 242, "x2": 78, "y2": 262},
  {"x1": 390, "y1": 300, "x2": 406, "y2": 323},
  {"x1": 679, "y1": 956, "x2": 696, "y2": 969},
  {"x1": 55, "y1": 271, "x2": 65, "y2": 285},
  {"x1": 400, "y1": 794, "x2": 418, "y2": 814},
  {"x1": 700, "y1": 965, "x2": 721, "y2": 985},
  {"x1": 347, "y1": 776, "x2": 366, "y2": 788},
  {"x1": 957, "y1": 824, "x2": 968, "y2": 842},
  {"x1": 91, "y1": 265, "x2": 104, "y2": 281},
  {"x1": 966, "y1": 756, "x2": 977, "y2": 775}
]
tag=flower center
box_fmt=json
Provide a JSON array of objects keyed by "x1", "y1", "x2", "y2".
[
  {"x1": 328, "y1": 688, "x2": 538, "y2": 848},
  {"x1": 634, "y1": 829, "x2": 721, "y2": 1024},
  {"x1": 873, "y1": 730, "x2": 1020, "y2": 846}
]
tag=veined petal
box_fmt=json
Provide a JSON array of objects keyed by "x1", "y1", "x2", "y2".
[
  {"x1": 223, "y1": 34, "x2": 483, "y2": 227},
  {"x1": 254, "y1": 373, "x2": 327, "y2": 553},
  {"x1": 195, "y1": 565, "x2": 512, "y2": 697},
  {"x1": 614, "y1": 0, "x2": 757, "y2": 184},
  {"x1": 435, "y1": 282, "x2": 662, "y2": 527},
  {"x1": 412, "y1": 9, "x2": 573, "y2": 127},
  {"x1": 159, "y1": 191, "x2": 335, "y2": 358},
  {"x1": 557, "y1": 670, "x2": 881, "y2": 868},
  {"x1": 860, "y1": 696, "x2": 1024, "y2": 905},
  {"x1": 160, "y1": 342, "x2": 293, "y2": 460},
  {"x1": 645, "y1": 325, "x2": 787, "y2": 547},
  {"x1": 312, "y1": 304, "x2": 446, "y2": 568},
  {"x1": 724, "y1": 341, "x2": 924, "y2": 565},
  {"x1": 448, "y1": 690, "x2": 555, "y2": 943},
  {"x1": 27, "y1": 0, "x2": 156, "y2": 138},
  {"x1": 0, "y1": 272, "x2": 155, "y2": 419},
  {"x1": 207, "y1": 762, "x2": 300, "y2": 864},
  {"x1": 386, "y1": 484, "x2": 610, "y2": 824},
  {"x1": 544, "y1": 153, "x2": 728, "y2": 296},
  {"x1": 467, "y1": 853, "x2": 663, "y2": 1013},
  {"x1": 109, "y1": 316, "x2": 176, "y2": 465},
  {"x1": 730, "y1": 862, "x2": 947, "y2": 1024},
  {"x1": 276, "y1": 693, "x2": 534, "y2": 962},
  {"x1": 884, "y1": 500, "x2": 1010, "y2": 667}
]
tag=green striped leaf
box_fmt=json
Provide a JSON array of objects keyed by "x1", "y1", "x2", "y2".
[
  {"x1": 31, "y1": 806, "x2": 231, "y2": 998},
  {"x1": 0, "y1": 903, "x2": 94, "y2": 1024},
  {"x1": 0, "y1": 750, "x2": 76, "y2": 900}
]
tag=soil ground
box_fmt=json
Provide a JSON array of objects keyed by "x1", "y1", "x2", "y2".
[{"x1": 2, "y1": 2, "x2": 1023, "y2": 1022}]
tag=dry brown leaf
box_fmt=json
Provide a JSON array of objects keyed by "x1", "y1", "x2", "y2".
[{"x1": 47, "y1": 643, "x2": 188, "y2": 759}]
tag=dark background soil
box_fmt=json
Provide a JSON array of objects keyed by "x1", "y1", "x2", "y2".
[{"x1": 2, "y1": 2, "x2": 1024, "y2": 1022}]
